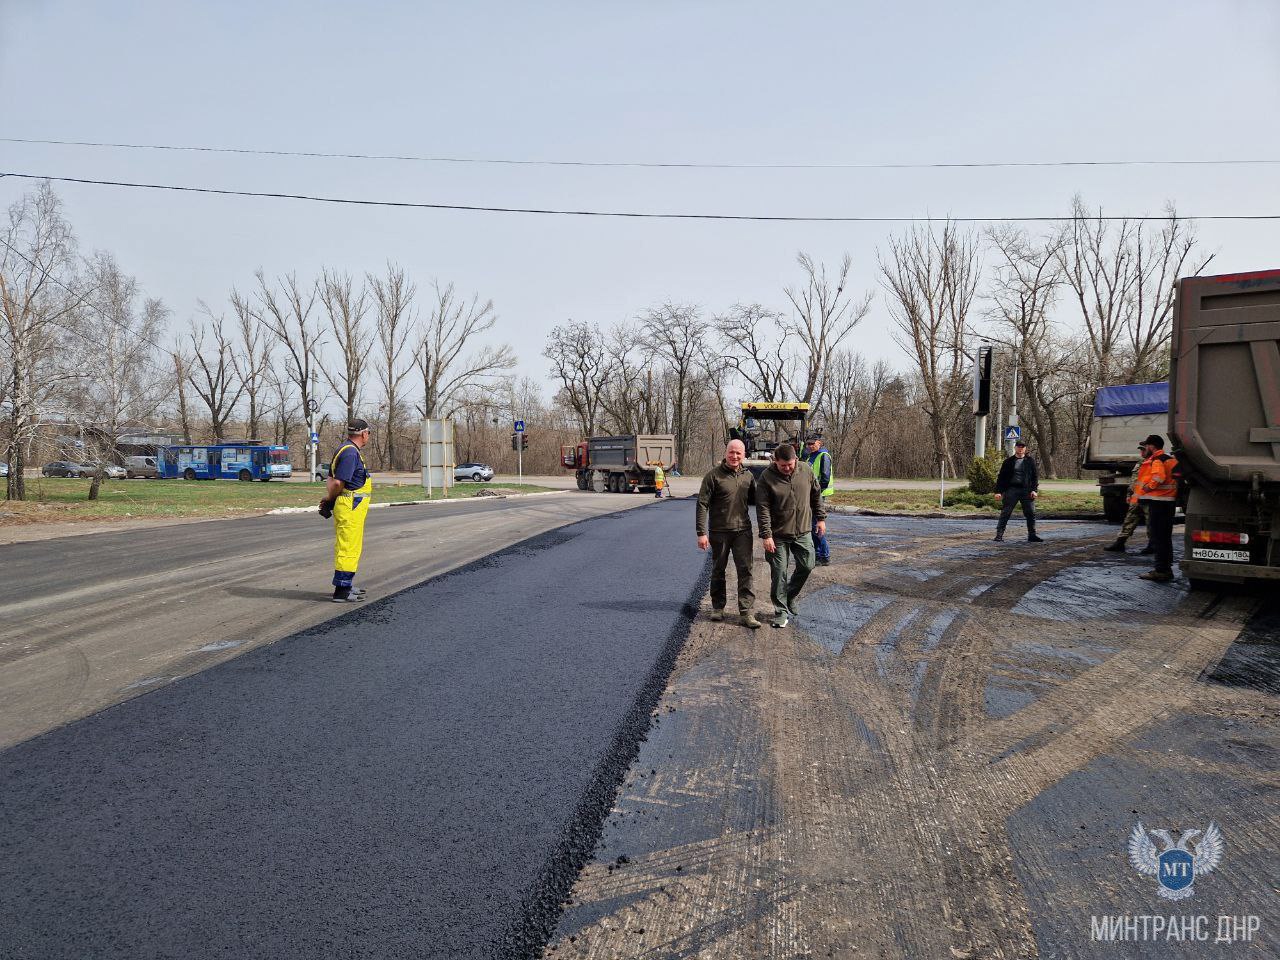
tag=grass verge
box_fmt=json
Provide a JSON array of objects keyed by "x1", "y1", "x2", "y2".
[
  {"x1": 0, "y1": 478, "x2": 559, "y2": 526},
  {"x1": 828, "y1": 487, "x2": 1103, "y2": 516}
]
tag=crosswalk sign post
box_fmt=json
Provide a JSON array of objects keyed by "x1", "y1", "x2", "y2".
[
  {"x1": 513, "y1": 420, "x2": 525, "y2": 481},
  {"x1": 1003, "y1": 426, "x2": 1020, "y2": 442}
]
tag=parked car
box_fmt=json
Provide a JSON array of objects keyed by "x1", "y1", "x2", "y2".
[
  {"x1": 80, "y1": 461, "x2": 127, "y2": 479},
  {"x1": 0, "y1": 461, "x2": 8, "y2": 478},
  {"x1": 314, "y1": 462, "x2": 331, "y2": 482},
  {"x1": 43, "y1": 460, "x2": 88, "y2": 478},
  {"x1": 124, "y1": 455, "x2": 159, "y2": 479},
  {"x1": 454, "y1": 462, "x2": 495, "y2": 482}
]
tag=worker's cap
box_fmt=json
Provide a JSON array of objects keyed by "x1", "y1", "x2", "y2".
[
  {"x1": 804, "y1": 433, "x2": 824, "y2": 443},
  {"x1": 1142, "y1": 434, "x2": 1165, "y2": 449},
  {"x1": 1014, "y1": 439, "x2": 1027, "y2": 448},
  {"x1": 347, "y1": 418, "x2": 370, "y2": 434}
]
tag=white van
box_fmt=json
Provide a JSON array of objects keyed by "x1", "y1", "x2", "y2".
[{"x1": 124, "y1": 455, "x2": 159, "y2": 479}]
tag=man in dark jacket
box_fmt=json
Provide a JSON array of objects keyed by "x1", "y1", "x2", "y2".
[
  {"x1": 756, "y1": 443, "x2": 826, "y2": 628},
  {"x1": 696, "y1": 439, "x2": 761, "y2": 628},
  {"x1": 994, "y1": 439, "x2": 1043, "y2": 543}
]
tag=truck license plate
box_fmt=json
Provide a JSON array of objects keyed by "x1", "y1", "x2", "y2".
[{"x1": 1191, "y1": 547, "x2": 1251, "y2": 562}]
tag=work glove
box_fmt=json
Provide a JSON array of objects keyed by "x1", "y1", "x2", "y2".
[{"x1": 319, "y1": 498, "x2": 335, "y2": 519}]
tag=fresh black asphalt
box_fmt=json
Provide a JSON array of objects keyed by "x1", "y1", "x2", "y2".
[{"x1": 0, "y1": 499, "x2": 709, "y2": 960}]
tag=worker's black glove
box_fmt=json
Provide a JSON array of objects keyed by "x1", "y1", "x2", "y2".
[{"x1": 319, "y1": 498, "x2": 335, "y2": 519}]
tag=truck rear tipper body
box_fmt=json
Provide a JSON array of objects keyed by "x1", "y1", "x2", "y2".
[
  {"x1": 1171, "y1": 270, "x2": 1280, "y2": 588},
  {"x1": 560, "y1": 434, "x2": 676, "y2": 493},
  {"x1": 1083, "y1": 382, "x2": 1169, "y2": 523}
]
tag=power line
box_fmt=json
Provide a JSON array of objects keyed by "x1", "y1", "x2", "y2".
[
  {"x1": 3, "y1": 171, "x2": 1277, "y2": 222},
  {"x1": 4, "y1": 136, "x2": 1279, "y2": 171}
]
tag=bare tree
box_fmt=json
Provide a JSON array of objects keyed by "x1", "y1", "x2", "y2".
[
  {"x1": 368, "y1": 263, "x2": 416, "y2": 469},
  {"x1": 317, "y1": 268, "x2": 370, "y2": 425},
  {"x1": 880, "y1": 221, "x2": 981, "y2": 476},
  {"x1": 544, "y1": 319, "x2": 606, "y2": 437},
  {"x1": 171, "y1": 349, "x2": 194, "y2": 442},
  {"x1": 820, "y1": 351, "x2": 893, "y2": 475},
  {"x1": 0, "y1": 183, "x2": 82, "y2": 500},
  {"x1": 187, "y1": 304, "x2": 247, "y2": 443},
  {"x1": 715, "y1": 303, "x2": 794, "y2": 402},
  {"x1": 253, "y1": 270, "x2": 322, "y2": 445},
  {"x1": 229, "y1": 287, "x2": 272, "y2": 441},
  {"x1": 598, "y1": 325, "x2": 647, "y2": 434},
  {"x1": 641, "y1": 302, "x2": 706, "y2": 470},
  {"x1": 784, "y1": 252, "x2": 873, "y2": 407},
  {"x1": 414, "y1": 281, "x2": 515, "y2": 419},
  {"x1": 73, "y1": 252, "x2": 169, "y2": 499},
  {"x1": 1129, "y1": 208, "x2": 1211, "y2": 380}
]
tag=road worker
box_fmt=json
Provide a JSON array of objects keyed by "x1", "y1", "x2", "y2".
[
  {"x1": 322, "y1": 418, "x2": 374, "y2": 602},
  {"x1": 1104, "y1": 443, "x2": 1154, "y2": 555},
  {"x1": 756, "y1": 443, "x2": 826, "y2": 628},
  {"x1": 654, "y1": 463, "x2": 667, "y2": 499},
  {"x1": 1134, "y1": 434, "x2": 1178, "y2": 582},
  {"x1": 697, "y1": 440, "x2": 761, "y2": 628},
  {"x1": 803, "y1": 433, "x2": 835, "y2": 565}
]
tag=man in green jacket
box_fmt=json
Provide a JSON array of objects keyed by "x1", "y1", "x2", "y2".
[
  {"x1": 696, "y1": 439, "x2": 761, "y2": 629},
  {"x1": 756, "y1": 443, "x2": 827, "y2": 628}
]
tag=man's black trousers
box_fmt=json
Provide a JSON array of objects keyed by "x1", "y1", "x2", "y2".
[
  {"x1": 1145, "y1": 499, "x2": 1176, "y2": 575},
  {"x1": 709, "y1": 529, "x2": 755, "y2": 614},
  {"x1": 996, "y1": 486, "x2": 1037, "y2": 537}
]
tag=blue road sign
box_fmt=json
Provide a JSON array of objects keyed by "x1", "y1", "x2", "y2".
[
  {"x1": 1004, "y1": 426, "x2": 1021, "y2": 442},
  {"x1": 514, "y1": 420, "x2": 525, "y2": 433},
  {"x1": 310, "y1": 431, "x2": 319, "y2": 444}
]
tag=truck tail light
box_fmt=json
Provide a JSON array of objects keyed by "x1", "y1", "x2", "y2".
[{"x1": 1191, "y1": 530, "x2": 1250, "y2": 545}]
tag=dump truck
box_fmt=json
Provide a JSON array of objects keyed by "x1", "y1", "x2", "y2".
[
  {"x1": 1083, "y1": 382, "x2": 1169, "y2": 523},
  {"x1": 1171, "y1": 269, "x2": 1280, "y2": 589},
  {"x1": 729, "y1": 401, "x2": 811, "y2": 477},
  {"x1": 560, "y1": 434, "x2": 676, "y2": 493}
]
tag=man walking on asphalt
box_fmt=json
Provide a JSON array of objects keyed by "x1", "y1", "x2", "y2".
[
  {"x1": 1133, "y1": 434, "x2": 1179, "y2": 582},
  {"x1": 1104, "y1": 442, "x2": 1154, "y2": 555},
  {"x1": 696, "y1": 440, "x2": 761, "y2": 629},
  {"x1": 321, "y1": 418, "x2": 374, "y2": 602},
  {"x1": 994, "y1": 440, "x2": 1043, "y2": 543},
  {"x1": 803, "y1": 433, "x2": 835, "y2": 566},
  {"x1": 756, "y1": 443, "x2": 826, "y2": 629}
]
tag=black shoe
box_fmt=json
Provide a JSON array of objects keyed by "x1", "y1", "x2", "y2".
[
  {"x1": 1139, "y1": 545, "x2": 1155, "y2": 556},
  {"x1": 816, "y1": 557, "x2": 831, "y2": 566},
  {"x1": 331, "y1": 588, "x2": 366, "y2": 603},
  {"x1": 1028, "y1": 535, "x2": 1044, "y2": 543},
  {"x1": 1103, "y1": 540, "x2": 1127, "y2": 553},
  {"x1": 993, "y1": 533, "x2": 1005, "y2": 542}
]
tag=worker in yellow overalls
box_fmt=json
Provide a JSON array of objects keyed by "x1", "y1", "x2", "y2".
[{"x1": 323, "y1": 418, "x2": 373, "y2": 602}]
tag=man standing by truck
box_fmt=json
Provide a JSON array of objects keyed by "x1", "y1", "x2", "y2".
[
  {"x1": 696, "y1": 439, "x2": 761, "y2": 629},
  {"x1": 1134, "y1": 434, "x2": 1178, "y2": 582},
  {"x1": 321, "y1": 418, "x2": 374, "y2": 602},
  {"x1": 1104, "y1": 442, "x2": 1154, "y2": 555},
  {"x1": 993, "y1": 440, "x2": 1043, "y2": 543},
  {"x1": 803, "y1": 433, "x2": 835, "y2": 565},
  {"x1": 756, "y1": 443, "x2": 826, "y2": 629}
]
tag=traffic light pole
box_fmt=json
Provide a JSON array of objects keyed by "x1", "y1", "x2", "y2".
[{"x1": 517, "y1": 432, "x2": 523, "y2": 483}]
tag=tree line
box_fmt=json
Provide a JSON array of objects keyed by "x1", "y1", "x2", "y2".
[{"x1": 3, "y1": 180, "x2": 1206, "y2": 501}]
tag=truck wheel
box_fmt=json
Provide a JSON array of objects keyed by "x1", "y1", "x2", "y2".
[
  {"x1": 238, "y1": 469, "x2": 252, "y2": 482},
  {"x1": 183, "y1": 468, "x2": 197, "y2": 481},
  {"x1": 1102, "y1": 492, "x2": 1127, "y2": 524}
]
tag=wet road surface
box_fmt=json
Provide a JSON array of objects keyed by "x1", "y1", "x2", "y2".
[
  {"x1": 551, "y1": 515, "x2": 1279, "y2": 959},
  {"x1": 0, "y1": 500, "x2": 708, "y2": 960}
]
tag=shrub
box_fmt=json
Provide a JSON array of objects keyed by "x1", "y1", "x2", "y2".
[
  {"x1": 944, "y1": 488, "x2": 994, "y2": 508},
  {"x1": 966, "y1": 454, "x2": 998, "y2": 495}
]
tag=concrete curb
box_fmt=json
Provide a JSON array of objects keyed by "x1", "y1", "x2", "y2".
[
  {"x1": 828, "y1": 505, "x2": 1106, "y2": 521},
  {"x1": 266, "y1": 489, "x2": 568, "y2": 516}
]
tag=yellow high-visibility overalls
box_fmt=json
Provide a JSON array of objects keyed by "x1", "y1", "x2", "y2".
[{"x1": 331, "y1": 443, "x2": 373, "y2": 587}]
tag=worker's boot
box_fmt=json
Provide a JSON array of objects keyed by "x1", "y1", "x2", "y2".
[
  {"x1": 741, "y1": 611, "x2": 762, "y2": 630},
  {"x1": 1104, "y1": 538, "x2": 1128, "y2": 552},
  {"x1": 708, "y1": 608, "x2": 724, "y2": 623},
  {"x1": 1139, "y1": 543, "x2": 1156, "y2": 555},
  {"x1": 1139, "y1": 570, "x2": 1174, "y2": 583}
]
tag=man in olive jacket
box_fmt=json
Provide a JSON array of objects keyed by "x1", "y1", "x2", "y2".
[
  {"x1": 696, "y1": 440, "x2": 761, "y2": 628},
  {"x1": 756, "y1": 443, "x2": 827, "y2": 628}
]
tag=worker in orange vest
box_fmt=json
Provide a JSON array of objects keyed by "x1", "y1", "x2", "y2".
[{"x1": 1134, "y1": 434, "x2": 1178, "y2": 582}]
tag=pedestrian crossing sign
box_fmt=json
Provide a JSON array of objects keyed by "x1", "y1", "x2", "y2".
[{"x1": 1004, "y1": 426, "x2": 1021, "y2": 442}]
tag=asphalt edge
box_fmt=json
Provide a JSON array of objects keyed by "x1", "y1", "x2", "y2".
[{"x1": 495, "y1": 528, "x2": 713, "y2": 959}]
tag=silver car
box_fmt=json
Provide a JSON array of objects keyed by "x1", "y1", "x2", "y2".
[
  {"x1": 81, "y1": 461, "x2": 128, "y2": 479},
  {"x1": 454, "y1": 462, "x2": 494, "y2": 482}
]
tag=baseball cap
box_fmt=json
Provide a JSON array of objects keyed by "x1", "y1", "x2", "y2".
[{"x1": 347, "y1": 418, "x2": 370, "y2": 434}]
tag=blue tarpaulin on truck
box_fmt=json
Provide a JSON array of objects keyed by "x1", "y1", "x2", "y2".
[{"x1": 1093, "y1": 382, "x2": 1169, "y2": 417}]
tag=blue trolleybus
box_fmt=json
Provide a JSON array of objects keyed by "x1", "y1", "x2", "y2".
[{"x1": 159, "y1": 444, "x2": 293, "y2": 481}]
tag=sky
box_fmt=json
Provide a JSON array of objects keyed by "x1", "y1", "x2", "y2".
[{"x1": 2, "y1": 0, "x2": 1278, "y2": 415}]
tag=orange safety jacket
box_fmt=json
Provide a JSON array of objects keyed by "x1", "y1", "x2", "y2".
[{"x1": 1136, "y1": 452, "x2": 1178, "y2": 502}]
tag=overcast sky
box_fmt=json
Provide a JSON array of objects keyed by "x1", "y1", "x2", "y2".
[{"x1": 2, "y1": 0, "x2": 1278, "y2": 408}]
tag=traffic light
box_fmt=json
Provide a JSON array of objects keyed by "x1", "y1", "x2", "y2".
[
  {"x1": 521, "y1": 433, "x2": 529, "y2": 450},
  {"x1": 511, "y1": 433, "x2": 519, "y2": 451}
]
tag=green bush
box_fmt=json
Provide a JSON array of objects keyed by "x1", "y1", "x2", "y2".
[
  {"x1": 966, "y1": 454, "x2": 998, "y2": 495},
  {"x1": 944, "y1": 488, "x2": 994, "y2": 508}
]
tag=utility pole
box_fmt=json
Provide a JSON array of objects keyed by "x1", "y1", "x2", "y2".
[{"x1": 308, "y1": 368, "x2": 319, "y2": 482}]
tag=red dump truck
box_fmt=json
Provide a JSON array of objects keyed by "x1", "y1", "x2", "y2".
[
  {"x1": 560, "y1": 434, "x2": 676, "y2": 493},
  {"x1": 1171, "y1": 269, "x2": 1280, "y2": 589}
]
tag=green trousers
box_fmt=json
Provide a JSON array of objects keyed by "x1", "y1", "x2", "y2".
[
  {"x1": 1118, "y1": 502, "x2": 1146, "y2": 541},
  {"x1": 766, "y1": 533, "x2": 815, "y2": 614}
]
